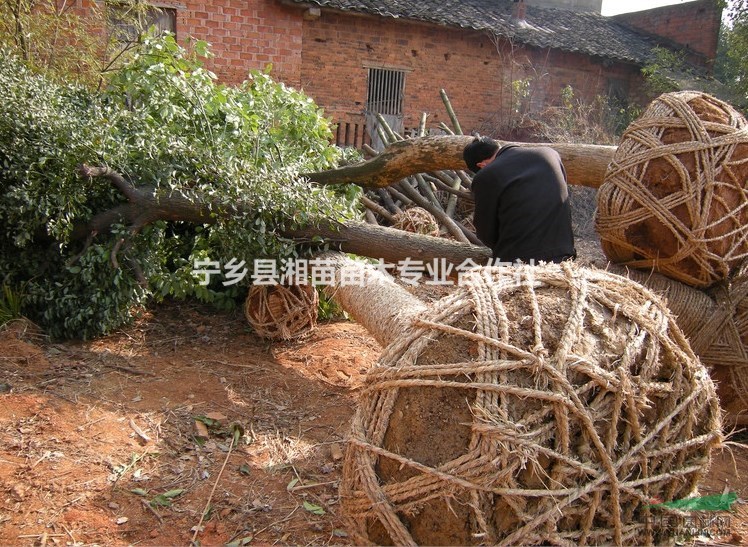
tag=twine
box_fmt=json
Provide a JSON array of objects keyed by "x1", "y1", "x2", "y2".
[
  {"x1": 340, "y1": 263, "x2": 722, "y2": 546},
  {"x1": 615, "y1": 261, "x2": 748, "y2": 421},
  {"x1": 596, "y1": 91, "x2": 748, "y2": 289},
  {"x1": 243, "y1": 283, "x2": 318, "y2": 340},
  {"x1": 391, "y1": 206, "x2": 440, "y2": 237}
]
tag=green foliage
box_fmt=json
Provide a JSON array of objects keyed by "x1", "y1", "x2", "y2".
[
  {"x1": 643, "y1": 25, "x2": 746, "y2": 112},
  {"x1": 0, "y1": 35, "x2": 359, "y2": 339},
  {"x1": 316, "y1": 287, "x2": 348, "y2": 321},
  {"x1": 0, "y1": 284, "x2": 23, "y2": 325},
  {"x1": 715, "y1": 1, "x2": 748, "y2": 110},
  {"x1": 0, "y1": 0, "x2": 106, "y2": 86},
  {"x1": 641, "y1": 47, "x2": 687, "y2": 96},
  {"x1": 0, "y1": 0, "x2": 179, "y2": 88}
]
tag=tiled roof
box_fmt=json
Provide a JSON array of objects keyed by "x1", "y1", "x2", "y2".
[{"x1": 288, "y1": 0, "x2": 665, "y2": 66}]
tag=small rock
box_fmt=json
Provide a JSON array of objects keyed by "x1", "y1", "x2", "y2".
[
  {"x1": 108, "y1": 501, "x2": 120, "y2": 510},
  {"x1": 329, "y1": 443, "x2": 344, "y2": 461},
  {"x1": 115, "y1": 516, "x2": 129, "y2": 525},
  {"x1": 193, "y1": 420, "x2": 209, "y2": 439},
  {"x1": 11, "y1": 484, "x2": 26, "y2": 499},
  {"x1": 204, "y1": 411, "x2": 227, "y2": 423}
]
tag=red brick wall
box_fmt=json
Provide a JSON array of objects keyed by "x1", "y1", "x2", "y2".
[
  {"x1": 298, "y1": 11, "x2": 645, "y2": 139},
  {"x1": 68, "y1": 0, "x2": 303, "y2": 86},
  {"x1": 174, "y1": 0, "x2": 303, "y2": 85},
  {"x1": 65, "y1": 1, "x2": 649, "y2": 141},
  {"x1": 613, "y1": 0, "x2": 722, "y2": 71}
]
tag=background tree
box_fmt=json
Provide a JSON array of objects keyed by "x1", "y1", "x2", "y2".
[{"x1": 715, "y1": 0, "x2": 748, "y2": 110}]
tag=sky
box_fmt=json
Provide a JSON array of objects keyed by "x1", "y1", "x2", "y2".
[{"x1": 600, "y1": 0, "x2": 698, "y2": 16}]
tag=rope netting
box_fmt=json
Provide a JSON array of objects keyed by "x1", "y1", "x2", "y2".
[
  {"x1": 340, "y1": 263, "x2": 722, "y2": 546},
  {"x1": 391, "y1": 206, "x2": 441, "y2": 237},
  {"x1": 618, "y1": 261, "x2": 748, "y2": 421},
  {"x1": 596, "y1": 91, "x2": 748, "y2": 289},
  {"x1": 244, "y1": 283, "x2": 318, "y2": 340}
]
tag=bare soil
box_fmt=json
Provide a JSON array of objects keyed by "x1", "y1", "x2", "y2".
[{"x1": 0, "y1": 303, "x2": 379, "y2": 546}]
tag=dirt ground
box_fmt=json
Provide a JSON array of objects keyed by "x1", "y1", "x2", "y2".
[
  {"x1": 1, "y1": 293, "x2": 748, "y2": 547},
  {"x1": 0, "y1": 303, "x2": 380, "y2": 546},
  {"x1": 2, "y1": 188, "x2": 748, "y2": 546}
]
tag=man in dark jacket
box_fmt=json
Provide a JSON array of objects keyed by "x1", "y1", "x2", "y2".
[{"x1": 463, "y1": 136, "x2": 576, "y2": 264}]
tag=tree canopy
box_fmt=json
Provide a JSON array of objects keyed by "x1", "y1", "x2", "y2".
[
  {"x1": 0, "y1": 35, "x2": 361, "y2": 339},
  {"x1": 716, "y1": 0, "x2": 748, "y2": 110}
]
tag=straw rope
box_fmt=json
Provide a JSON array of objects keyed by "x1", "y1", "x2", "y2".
[
  {"x1": 340, "y1": 263, "x2": 722, "y2": 546},
  {"x1": 596, "y1": 91, "x2": 748, "y2": 289},
  {"x1": 614, "y1": 261, "x2": 748, "y2": 420},
  {"x1": 243, "y1": 283, "x2": 318, "y2": 340},
  {"x1": 391, "y1": 206, "x2": 440, "y2": 237}
]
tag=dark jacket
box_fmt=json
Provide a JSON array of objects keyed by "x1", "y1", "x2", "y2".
[{"x1": 472, "y1": 144, "x2": 576, "y2": 263}]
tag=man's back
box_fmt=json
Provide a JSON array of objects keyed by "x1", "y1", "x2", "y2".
[{"x1": 471, "y1": 145, "x2": 576, "y2": 263}]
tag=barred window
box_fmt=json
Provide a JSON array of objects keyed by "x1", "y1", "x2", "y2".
[{"x1": 366, "y1": 68, "x2": 405, "y2": 116}]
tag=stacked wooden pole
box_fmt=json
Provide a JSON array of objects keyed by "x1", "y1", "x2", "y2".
[{"x1": 357, "y1": 91, "x2": 479, "y2": 245}]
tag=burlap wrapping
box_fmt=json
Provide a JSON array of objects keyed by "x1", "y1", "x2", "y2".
[
  {"x1": 391, "y1": 206, "x2": 440, "y2": 237},
  {"x1": 596, "y1": 91, "x2": 748, "y2": 289},
  {"x1": 340, "y1": 263, "x2": 722, "y2": 546},
  {"x1": 243, "y1": 283, "x2": 318, "y2": 340}
]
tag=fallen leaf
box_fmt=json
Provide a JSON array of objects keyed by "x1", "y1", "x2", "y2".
[
  {"x1": 204, "y1": 411, "x2": 227, "y2": 422},
  {"x1": 193, "y1": 419, "x2": 209, "y2": 439},
  {"x1": 302, "y1": 501, "x2": 325, "y2": 515}
]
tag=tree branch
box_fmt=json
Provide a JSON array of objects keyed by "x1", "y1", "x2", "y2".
[{"x1": 304, "y1": 135, "x2": 616, "y2": 189}]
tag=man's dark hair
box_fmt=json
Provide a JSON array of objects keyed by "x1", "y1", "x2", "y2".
[{"x1": 463, "y1": 136, "x2": 500, "y2": 173}]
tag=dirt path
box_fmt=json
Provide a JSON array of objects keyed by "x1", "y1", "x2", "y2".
[{"x1": 0, "y1": 298, "x2": 746, "y2": 546}]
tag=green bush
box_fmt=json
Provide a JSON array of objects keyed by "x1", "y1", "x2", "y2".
[{"x1": 0, "y1": 35, "x2": 360, "y2": 339}]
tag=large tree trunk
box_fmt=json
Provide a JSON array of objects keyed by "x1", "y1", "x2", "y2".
[
  {"x1": 320, "y1": 252, "x2": 428, "y2": 346},
  {"x1": 305, "y1": 135, "x2": 616, "y2": 189},
  {"x1": 285, "y1": 221, "x2": 490, "y2": 266},
  {"x1": 78, "y1": 164, "x2": 492, "y2": 268}
]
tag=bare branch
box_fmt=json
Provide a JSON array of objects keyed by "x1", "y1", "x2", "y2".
[{"x1": 78, "y1": 164, "x2": 142, "y2": 202}]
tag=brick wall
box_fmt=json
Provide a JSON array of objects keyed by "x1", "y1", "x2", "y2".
[
  {"x1": 298, "y1": 11, "x2": 645, "y2": 140},
  {"x1": 174, "y1": 0, "x2": 303, "y2": 85},
  {"x1": 68, "y1": 0, "x2": 303, "y2": 86},
  {"x1": 614, "y1": 0, "x2": 722, "y2": 72},
  {"x1": 65, "y1": 1, "x2": 650, "y2": 142}
]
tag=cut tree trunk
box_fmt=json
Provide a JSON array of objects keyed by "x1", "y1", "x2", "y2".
[
  {"x1": 77, "y1": 164, "x2": 491, "y2": 269},
  {"x1": 320, "y1": 252, "x2": 427, "y2": 346},
  {"x1": 284, "y1": 221, "x2": 490, "y2": 266},
  {"x1": 304, "y1": 135, "x2": 616, "y2": 190}
]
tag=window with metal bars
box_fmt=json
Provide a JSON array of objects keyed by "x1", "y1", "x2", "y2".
[
  {"x1": 107, "y1": 2, "x2": 177, "y2": 44},
  {"x1": 366, "y1": 68, "x2": 405, "y2": 116}
]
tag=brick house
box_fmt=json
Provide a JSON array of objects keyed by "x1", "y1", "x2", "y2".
[{"x1": 105, "y1": 0, "x2": 723, "y2": 146}]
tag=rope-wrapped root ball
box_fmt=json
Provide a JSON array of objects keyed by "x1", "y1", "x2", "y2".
[
  {"x1": 244, "y1": 283, "x2": 318, "y2": 341},
  {"x1": 615, "y1": 262, "x2": 748, "y2": 424},
  {"x1": 340, "y1": 263, "x2": 722, "y2": 546},
  {"x1": 707, "y1": 260, "x2": 748, "y2": 421},
  {"x1": 596, "y1": 91, "x2": 748, "y2": 288},
  {"x1": 391, "y1": 206, "x2": 440, "y2": 237}
]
